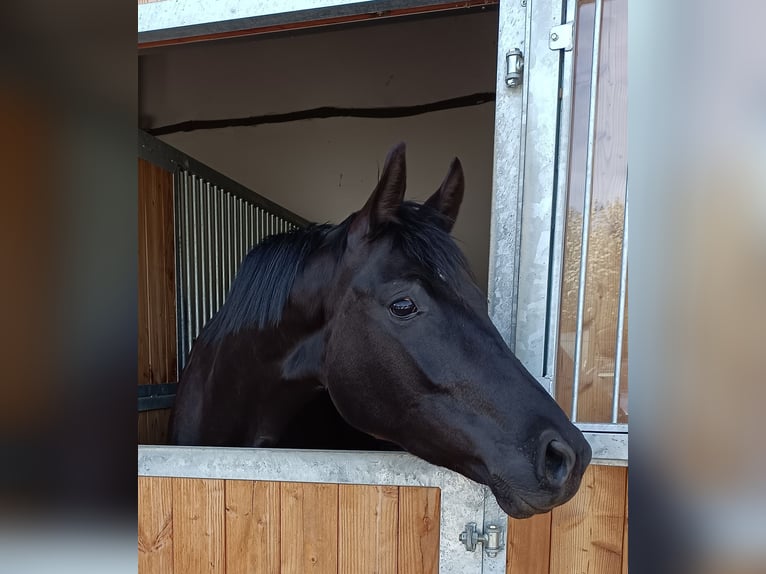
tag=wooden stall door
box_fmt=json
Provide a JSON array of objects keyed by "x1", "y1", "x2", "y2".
[
  {"x1": 138, "y1": 158, "x2": 176, "y2": 444},
  {"x1": 138, "y1": 479, "x2": 440, "y2": 574}
]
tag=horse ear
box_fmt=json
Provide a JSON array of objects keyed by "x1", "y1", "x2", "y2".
[
  {"x1": 349, "y1": 143, "x2": 407, "y2": 240},
  {"x1": 424, "y1": 157, "x2": 464, "y2": 232}
]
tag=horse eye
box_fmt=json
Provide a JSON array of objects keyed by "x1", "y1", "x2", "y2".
[{"x1": 389, "y1": 298, "x2": 418, "y2": 318}]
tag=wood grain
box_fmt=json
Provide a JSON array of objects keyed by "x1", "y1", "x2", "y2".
[
  {"x1": 281, "y1": 482, "x2": 338, "y2": 574},
  {"x1": 138, "y1": 158, "x2": 177, "y2": 445},
  {"x1": 172, "y1": 478, "x2": 225, "y2": 574},
  {"x1": 549, "y1": 465, "x2": 627, "y2": 574},
  {"x1": 226, "y1": 480, "x2": 281, "y2": 574},
  {"x1": 338, "y1": 485, "x2": 399, "y2": 574},
  {"x1": 506, "y1": 512, "x2": 552, "y2": 574},
  {"x1": 620, "y1": 476, "x2": 628, "y2": 574},
  {"x1": 138, "y1": 477, "x2": 174, "y2": 574},
  {"x1": 398, "y1": 487, "x2": 440, "y2": 574}
]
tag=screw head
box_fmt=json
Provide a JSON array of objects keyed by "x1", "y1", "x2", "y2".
[{"x1": 551, "y1": 32, "x2": 559, "y2": 41}]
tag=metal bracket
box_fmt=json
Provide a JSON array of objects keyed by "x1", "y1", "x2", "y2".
[
  {"x1": 549, "y1": 21, "x2": 574, "y2": 51},
  {"x1": 459, "y1": 522, "x2": 504, "y2": 558},
  {"x1": 504, "y1": 49, "x2": 524, "y2": 88}
]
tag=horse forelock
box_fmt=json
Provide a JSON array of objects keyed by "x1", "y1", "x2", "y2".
[{"x1": 381, "y1": 201, "x2": 472, "y2": 292}]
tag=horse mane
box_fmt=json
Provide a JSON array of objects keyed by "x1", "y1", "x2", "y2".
[
  {"x1": 198, "y1": 201, "x2": 471, "y2": 342},
  {"x1": 198, "y1": 223, "x2": 334, "y2": 342}
]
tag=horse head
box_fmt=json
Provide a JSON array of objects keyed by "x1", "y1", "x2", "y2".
[{"x1": 283, "y1": 143, "x2": 591, "y2": 517}]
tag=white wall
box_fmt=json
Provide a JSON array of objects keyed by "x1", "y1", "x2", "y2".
[{"x1": 140, "y1": 9, "x2": 498, "y2": 290}]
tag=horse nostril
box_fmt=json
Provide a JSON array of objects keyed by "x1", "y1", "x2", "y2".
[{"x1": 540, "y1": 436, "x2": 576, "y2": 489}]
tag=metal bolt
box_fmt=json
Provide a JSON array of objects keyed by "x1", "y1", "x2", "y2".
[
  {"x1": 521, "y1": 0, "x2": 527, "y2": 5},
  {"x1": 551, "y1": 32, "x2": 559, "y2": 41}
]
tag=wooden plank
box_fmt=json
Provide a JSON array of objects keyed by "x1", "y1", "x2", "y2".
[
  {"x1": 138, "y1": 158, "x2": 177, "y2": 445},
  {"x1": 173, "y1": 478, "x2": 225, "y2": 574},
  {"x1": 506, "y1": 512, "x2": 551, "y2": 574},
  {"x1": 138, "y1": 477, "x2": 174, "y2": 574},
  {"x1": 338, "y1": 485, "x2": 399, "y2": 574},
  {"x1": 226, "y1": 480, "x2": 281, "y2": 574},
  {"x1": 138, "y1": 159, "x2": 151, "y2": 386},
  {"x1": 620, "y1": 476, "x2": 628, "y2": 574},
  {"x1": 398, "y1": 487, "x2": 440, "y2": 574},
  {"x1": 549, "y1": 465, "x2": 627, "y2": 574},
  {"x1": 138, "y1": 158, "x2": 176, "y2": 386},
  {"x1": 281, "y1": 482, "x2": 338, "y2": 574}
]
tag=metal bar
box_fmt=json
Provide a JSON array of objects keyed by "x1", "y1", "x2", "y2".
[
  {"x1": 211, "y1": 185, "x2": 219, "y2": 312},
  {"x1": 182, "y1": 173, "x2": 193, "y2": 362},
  {"x1": 227, "y1": 192, "x2": 234, "y2": 293},
  {"x1": 138, "y1": 382, "x2": 179, "y2": 397},
  {"x1": 577, "y1": 422, "x2": 628, "y2": 433},
  {"x1": 138, "y1": 395, "x2": 177, "y2": 412},
  {"x1": 173, "y1": 172, "x2": 186, "y2": 373},
  {"x1": 190, "y1": 174, "x2": 201, "y2": 344},
  {"x1": 199, "y1": 179, "x2": 209, "y2": 327},
  {"x1": 237, "y1": 198, "x2": 244, "y2": 270},
  {"x1": 206, "y1": 181, "x2": 214, "y2": 323},
  {"x1": 545, "y1": 0, "x2": 578, "y2": 396},
  {"x1": 138, "y1": 0, "x2": 500, "y2": 48},
  {"x1": 260, "y1": 208, "x2": 265, "y2": 242},
  {"x1": 611, "y1": 196, "x2": 629, "y2": 423},
  {"x1": 570, "y1": 0, "x2": 603, "y2": 423}
]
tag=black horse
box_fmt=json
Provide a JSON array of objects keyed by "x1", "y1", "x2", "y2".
[{"x1": 170, "y1": 143, "x2": 591, "y2": 518}]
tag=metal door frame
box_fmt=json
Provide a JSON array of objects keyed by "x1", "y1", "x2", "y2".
[
  {"x1": 489, "y1": 0, "x2": 628, "y2": 462},
  {"x1": 138, "y1": 0, "x2": 499, "y2": 47}
]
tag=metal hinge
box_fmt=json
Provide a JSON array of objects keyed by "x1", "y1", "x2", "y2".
[
  {"x1": 504, "y1": 49, "x2": 524, "y2": 88},
  {"x1": 549, "y1": 21, "x2": 575, "y2": 51},
  {"x1": 458, "y1": 522, "x2": 504, "y2": 558}
]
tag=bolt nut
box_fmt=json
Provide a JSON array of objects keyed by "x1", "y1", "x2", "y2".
[{"x1": 550, "y1": 32, "x2": 559, "y2": 41}]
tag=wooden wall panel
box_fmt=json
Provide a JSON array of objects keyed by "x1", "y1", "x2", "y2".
[
  {"x1": 506, "y1": 512, "x2": 551, "y2": 574},
  {"x1": 225, "y1": 480, "x2": 281, "y2": 574},
  {"x1": 549, "y1": 465, "x2": 627, "y2": 574},
  {"x1": 172, "y1": 478, "x2": 226, "y2": 574},
  {"x1": 398, "y1": 487, "x2": 440, "y2": 574},
  {"x1": 505, "y1": 465, "x2": 628, "y2": 574},
  {"x1": 138, "y1": 477, "x2": 174, "y2": 574},
  {"x1": 281, "y1": 482, "x2": 339, "y2": 574},
  {"x1": 339, "y1": 485, "x2": 399, "y2": 574},
  {"x1": 138, "y1": 158, "x2": 177, "y2": 445}
]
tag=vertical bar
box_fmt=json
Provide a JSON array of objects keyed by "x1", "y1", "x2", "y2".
[
  {"x1": 545, "y1": 0, "x2": 579, "y2": 395},
  {"x1": 223, "y1": 192, "x2": 231, "y2": 298},
  {"x1": 611, "y1": 197, "x2": 629, "y2": 423},
  {"x1": 211, "y1": 185, "x2": 219, "y2": 313},
  {"x1": 254, "y1": 206, "x2": 260, "y2": 245},
  {"x1": 206, "y1": 181, "x2": 214, "y2": 323},
  {"x1": 218, "y1": 188, "x2": 225, "y2": 308},
  {"x1": 183, "y1": 173, "x2": 193, "y2": 361},
  {"x1": 237, "y1": 198, "x2": 244, "y2": 270},
  {"x1": 173, "y1": 171, "x2": 186, "y2": 372},
  {"x1": 190, "y1": 175, "x2": 201, "y2": 343},
  {"x1": 571, "y1": 0, "x2": 604, "y2": 422},
  {"x1": 199, "y1": 180, "x2": 209, "y2": 327}
]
